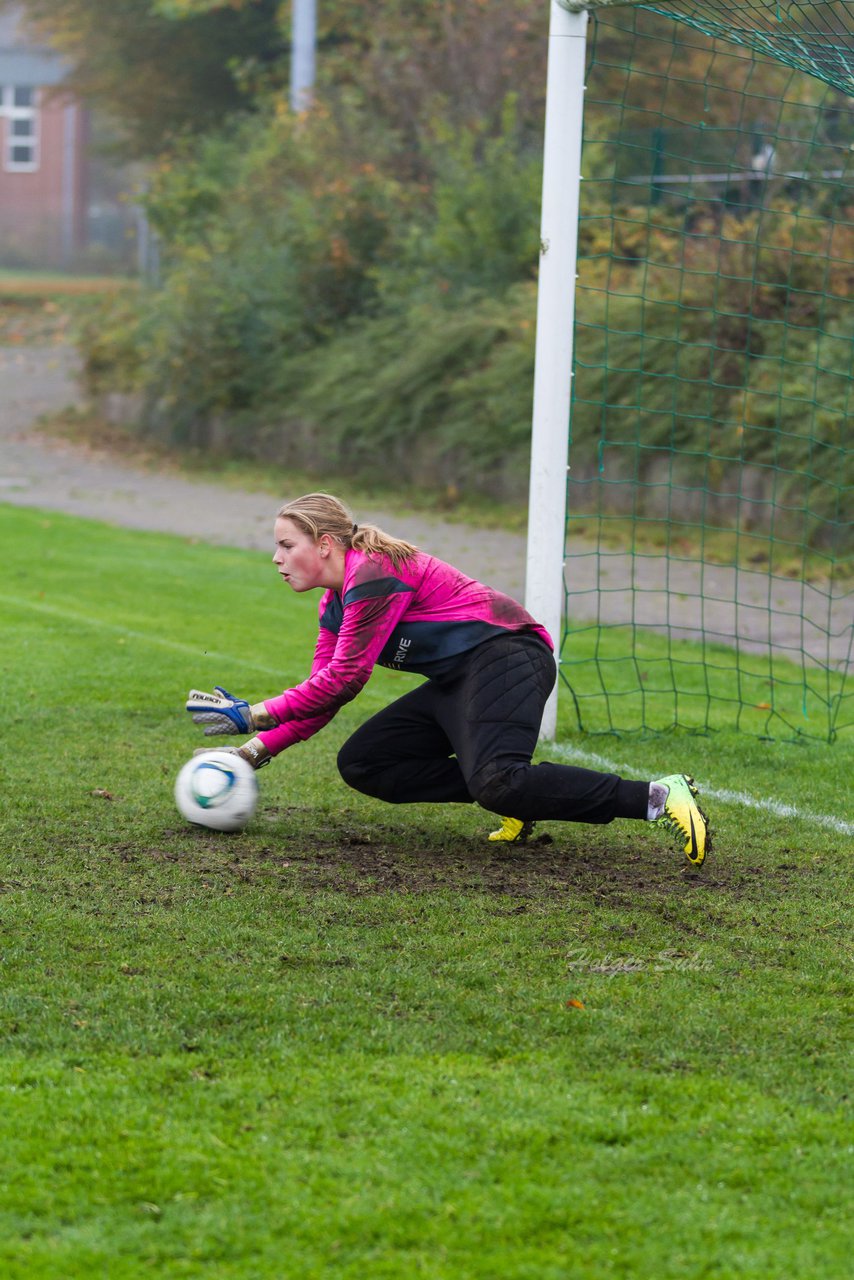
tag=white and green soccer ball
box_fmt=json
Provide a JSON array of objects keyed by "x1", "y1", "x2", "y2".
[{"x1": 174, "y1": 750, "x2": 259, "y2": 833}]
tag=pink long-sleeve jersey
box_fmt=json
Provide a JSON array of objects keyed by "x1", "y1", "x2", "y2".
[{"x1": 257, "y1": 547, "x2": 553, "y2": 757}]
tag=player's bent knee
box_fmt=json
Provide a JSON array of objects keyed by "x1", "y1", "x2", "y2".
[
  {"x1": 469, "y1": 765, "x2": 527, "y2": 817},
  {"x1": 337, "y1": 745, "x2": 391, "y2": 800},
  {"x1": 337, "y1": 745, "x2": 368, "y2": 790}
]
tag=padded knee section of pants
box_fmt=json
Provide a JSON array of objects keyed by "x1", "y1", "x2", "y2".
[
  {"x1": 337, "y1": 745, "x2": 389, "y2": 800},
  {"x1": 468, "y1": 763, "x2": 526, "y2": 816}
]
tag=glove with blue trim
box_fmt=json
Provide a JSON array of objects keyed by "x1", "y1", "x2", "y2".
[{"x1": 186, "y1": 686, "x2": 273, "y2": 736}]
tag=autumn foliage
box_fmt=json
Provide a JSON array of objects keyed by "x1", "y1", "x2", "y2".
[{"x1": 35, "y1": 0, "x2": 851, "y2": 522}]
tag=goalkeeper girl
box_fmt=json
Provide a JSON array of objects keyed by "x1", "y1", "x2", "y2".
[{"x1": 186, "y1": 493, "x2": 710, "y2": 865}]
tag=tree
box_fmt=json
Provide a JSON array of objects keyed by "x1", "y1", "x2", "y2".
[
  {"x1": 319, "y1": 1, "x2": 548, "y2": 145},
  {"x1": 7, "y1": 0, "x2": 286, "y2": 157}
]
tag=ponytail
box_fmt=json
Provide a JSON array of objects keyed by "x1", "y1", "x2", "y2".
[{"x1": 276, "y1": 493, "x2": 418, "y2": 569}]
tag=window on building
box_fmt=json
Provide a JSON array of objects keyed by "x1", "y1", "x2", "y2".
[{"x1": 0, "y1": 86, "x2": 39, "y2": 172}]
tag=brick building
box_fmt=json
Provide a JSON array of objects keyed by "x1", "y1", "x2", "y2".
[{"x1": 0, "y1": 6, "x2": 88, "y2": 267}]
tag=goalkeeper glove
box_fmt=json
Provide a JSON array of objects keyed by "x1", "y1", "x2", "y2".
[
  {"x1": 193, "y1": 737, "x2": 272, "y2": 769},
  {"x1": 186, "y1": 686, "x2": 273, "y2": 736}
]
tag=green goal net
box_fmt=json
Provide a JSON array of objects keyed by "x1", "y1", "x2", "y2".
[{"x1": 559, "y1": 0, "x2": 853, "y2": 742}]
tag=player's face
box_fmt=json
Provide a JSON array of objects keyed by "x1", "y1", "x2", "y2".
[{"x1": 272, "y1": 517, "x2": 329, "y2": 592}]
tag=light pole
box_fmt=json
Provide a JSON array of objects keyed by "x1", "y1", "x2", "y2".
[{"x1": 290, "y1": 0, "x2": 317, "y2": 112}]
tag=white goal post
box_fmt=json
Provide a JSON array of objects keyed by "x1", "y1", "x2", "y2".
[{"x1": 524, "y1": 0, "x2": 589, "y2": 739}]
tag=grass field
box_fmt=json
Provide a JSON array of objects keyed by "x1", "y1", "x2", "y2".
[
  {"x1": 1, "y1": 503, "x2": 851, "y2": 1278},
  {"x1": 0, "y1": 271, "x2": 131, "y2": 297},
  {"x1": 0, "y1": 272, "x2": 131, "y2": 347}
]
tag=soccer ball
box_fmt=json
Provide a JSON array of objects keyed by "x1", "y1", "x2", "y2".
[{"x1": 174, "y1": 750, "x2": 259, "y2": 833}]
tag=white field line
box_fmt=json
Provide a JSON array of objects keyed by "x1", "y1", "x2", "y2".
[
  {"x1": 0, "y1": 591, "x2": 287, "y2": 679},
  {"x1": 548, "y1": 743, "x2": 854, "y2": 838}
]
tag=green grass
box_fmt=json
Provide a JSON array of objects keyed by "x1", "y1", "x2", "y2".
[
  {"x1": 1, "y1": 503, "x2": 851, "y2": 1278},
  {"x1": 559, "y1": 624, "x2": 852, "y2": 742},
  {"x1": 0, "y1": 274, "x2": 130, "y2": 347},
  {"x1": 0, "y1": 271, "x2": 132, "y2": 297}
]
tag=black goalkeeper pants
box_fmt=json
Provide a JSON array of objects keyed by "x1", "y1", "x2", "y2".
[{"x1": 337, "y1": 634, "x2": 649, "y2": 824}]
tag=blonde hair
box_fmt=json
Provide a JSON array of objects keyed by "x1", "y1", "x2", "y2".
[{"x1": 276, "y1": 493, "x2": 418, "y2": 569}]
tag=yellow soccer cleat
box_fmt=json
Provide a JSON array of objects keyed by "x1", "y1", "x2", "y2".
[
  {"x1": 488, "y1": 816, "x2": 536, "y2": 843},
  {"x1": 654, "y1": 773, "x2": 711, "y2": 867}
]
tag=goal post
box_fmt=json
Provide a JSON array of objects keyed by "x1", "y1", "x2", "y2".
[{"x1": 525, "y1": 0, "x2": 589, "y2": 739}]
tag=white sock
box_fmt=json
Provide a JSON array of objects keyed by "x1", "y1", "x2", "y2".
[{"x1": 647, "y1": 782, "x2": 669, "y2": 821}]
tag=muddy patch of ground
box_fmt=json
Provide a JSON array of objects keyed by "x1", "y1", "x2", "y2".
[{"x1": 139, "y1": 816, "x2": 774, "y2": 910}]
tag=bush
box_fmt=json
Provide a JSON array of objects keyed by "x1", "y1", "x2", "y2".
[
  {"x1": 72, "y1": 81, "x2": 851, "y2": 541},
  {"x1": 272, "y1": 284, "x2": 537, "y2": 492},
  {"x1": 77, "y1": 91, "x2": 543, "y2": 447}
]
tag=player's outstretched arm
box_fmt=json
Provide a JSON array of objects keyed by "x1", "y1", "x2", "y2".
[{"x1": 186, "y1": 686, "x2": 276, "y2": 736}]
